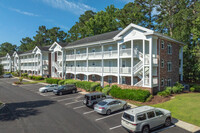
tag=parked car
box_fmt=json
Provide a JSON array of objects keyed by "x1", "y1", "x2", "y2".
[
  {"x1": 94, "y1": 99, "x2": 127, "y2": 115},
  {"x1": 3, "y1": 73, "x2": 12, "y2": 78},
  {"x1": 121, "y1": 106, "x2": 171, "y2": 133},
  {"x1": 83, "y1": 92, "x2": 112, "y2": 107},
  {"x1": 53, "y1": 84, "x2": 77, "y2": 95},
  {"x1": 39, "y1": 84, "x2": 58, "y2": 93}
]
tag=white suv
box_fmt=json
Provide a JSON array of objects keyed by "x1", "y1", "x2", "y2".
[{"x1": 121, "y1": 106, "x2": 171, "y2": 133}]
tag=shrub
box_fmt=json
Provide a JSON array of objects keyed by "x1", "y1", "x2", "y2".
[
  {"x1": 96, "y1": 86, "x2": 103, "y2": 92},
  {"x1": 22, "y1": 73, "x2": 28, "y2": 78},
  {"x1": 172, "y1": 86, "x2": 182, "y2": 94},
  {"x1": 45, "y1": 78, "x2": 61, "y2": 84},
  {"x1": 64, "y1": 79, "x2": 80, "y2": 85},
  {"x1": 32, "y1": 76, "x2": 43, "y2": 80},
  {"x1": 76, "y1": 81, "x2": 100, "y2": 92},
  {"x1": 102, "y1": 86, "x2": 112, "y2": 95},
  {"x1": 190, "y1": 87, "x2": 195, "y2": 92},
  {"x1": 11, "y1": 72, "x2": 19, "y2": 77},
  {"x1": 146, "y1": 95, "x2": 153, "y2": 102},
  {"x1": 191, "y1": 84, "x2": 200, "y2": 92},
  {"x1": 58, "y1": 80, "x2": 65, "y2": 85},
  {"x1": 158, "y1": 91, "x2": 168, "y2": 97},
  {"x1": 109, "y1": 86, "x2": 150, "y2": 102},
  {"x1": 28, "y1": 75, "x2": 33, "y2": 79},
  {"x1": 19, "y1": 77, "x2": 23, "y2": 83}
]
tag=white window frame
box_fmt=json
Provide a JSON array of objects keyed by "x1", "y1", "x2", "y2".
[
  {"x1": 167, "y1": 79, "x2": 171, "y2": 86},
  {"x1": 161, "y1": 40, "x2": 164, "y2": 49},
  {"x1": 167, "y1": 44, "x2": 172, "y2": 54},
  {"x1": 167, "y1": 61, "x2": 172, "y2": 72},
  {"x1": 161, "y1": 59, "x2": 164, "y2": 68}
]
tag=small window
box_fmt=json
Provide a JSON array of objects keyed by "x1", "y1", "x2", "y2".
[
  {"x1": 168, "y1": 44, "x2": 172, "y2": 54},
  {"x1": 167, "y1": 62, "x2": 172, "y2": 72},
  {"x1": 122, "y1": 45, "x2": 126, "y2": 49},
  {"x1": 161, "y1": 78, "x2": 164, "y2": 87},
  {"x1": 108, "y1": 46, "x2": 112, "y2": 51},
  {"x1": 137, "y1": 114, "x2": 147, "y2": 121},
  {"x1": 167, "y1": 79, "x2": 171, "y2": 86},
  {"x1": 147, "y1": 111, "x2": 155, "y2": 119},
  {"x1": 161, "y1": 40, "x2": 164, "y2": 49},
  {"x1": 108, "y1": 101, "x2": 115, "y2": 105},
  {"x1": 161, "y1": 60, "x2": 164, "y2": 68},
  {"x1": 155, "y1": 110, "x2": 164, "y2": 116}
]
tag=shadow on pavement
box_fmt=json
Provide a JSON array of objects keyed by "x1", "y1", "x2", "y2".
[{"x1": 0, "y1": 100, "x2": 55, "y2": 121}]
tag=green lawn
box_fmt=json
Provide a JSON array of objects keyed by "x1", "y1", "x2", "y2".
[
  {"x1": 22, "y1": 80, "x2": 46, "y2": 84},
  {"x1": 153, "y1": 93, "x2": 200, "y2": 127}
]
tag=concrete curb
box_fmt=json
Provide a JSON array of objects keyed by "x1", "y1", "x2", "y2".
[
  {"x1": 13, "y1": 77, "x2": 49, "y2": 86},
  {"x1": 127, "y1": 102, "x2": 200, "y2": 133}
]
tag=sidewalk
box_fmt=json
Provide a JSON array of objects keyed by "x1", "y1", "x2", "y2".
[{"x1": 128, "y1": 103, "x2": 200, "y2": 133}]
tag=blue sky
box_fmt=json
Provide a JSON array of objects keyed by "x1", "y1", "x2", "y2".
[{"x1": 0, "y1": 0, "x2": 132, "y2": 46}]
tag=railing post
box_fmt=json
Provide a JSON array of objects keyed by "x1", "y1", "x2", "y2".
[
  {"x1": 117, "y1": 42, "x2": 120, "y2": 84},
  {"x1": 149, "y1": 38, "x2": 153, "y2": 88},
  {"x1": 101, "y1": 44, "x2": 104, "y2": 87},
  {"x1": 143, "y1": 39, "x2": 145, "y2": 87},
  {"x1": 74, "y1": 49, "x2": 76, "y2": 80},
  {"x1": 40, "y1": 53, "x2": 43, "y2": 76},
  {"x1": 131, "y1": 40, "x2": 134, "y2": 86}
]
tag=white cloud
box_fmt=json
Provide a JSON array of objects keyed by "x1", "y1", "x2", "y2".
[
  {"x1": 9, "y1": 8, "x2": 39, "y2": 17},
  {"x1": 42, "y1": 0, "x2": 96, "y2": 15}
]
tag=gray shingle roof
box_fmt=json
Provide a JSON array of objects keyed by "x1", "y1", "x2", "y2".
[
  {"x1": 37, "y1": 45, "x2": 51, "y2": 51},
  {"x1": 64, "y1": 30, "x2": 121, "y2": 48}
]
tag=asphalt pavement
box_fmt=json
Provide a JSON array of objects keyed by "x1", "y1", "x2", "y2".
[{"x1": 0, "y1": 78, "x2": 192, "y2": 133}]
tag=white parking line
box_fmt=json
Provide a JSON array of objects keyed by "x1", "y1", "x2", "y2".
[
  {"x1": 73, "y1": 105, "x2": 86, "y2": 110},
  {"x1": 65, "y1": 100, "x2": 83, "y2": 105},
  {"x1": 109, "y1": 125, "x2": 122, "y2": 130},
  {"x1": 51, "y1": 94, "x2": 80, "y2": 99},
  {"x1": 151, "y1": 125, "x2": 175, "y2": 133},
  {"x1": 57, "y1": 96, "x2": 82, "y2": 102},
  {"x1": 83, "y1": 110, "x2": 95, "y2": 115},
  {"x1": 95, "y1": 112, "x2": 123, "y2": 121}
]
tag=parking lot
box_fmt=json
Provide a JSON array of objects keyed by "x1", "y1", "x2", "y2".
[{"x1": 0, "y1": 78, "x2": 192, "y2": 133}]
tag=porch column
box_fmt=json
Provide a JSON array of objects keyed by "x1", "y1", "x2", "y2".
[
  {"x1": 149, "y1": 38, "x2": 153, "y2": 88},
  {"x1": 51, "y1": 52, "x2": 54, "y2": 77},
  {"x1": 86, "y1": 47, "x2": 88, "y2": 73},
  {"x1": 101, "y1": 44, "x2": 104, "y2": 87},
  {"x1": 117, "y1": 42, "x2": 120, "y2": 84},
  {"x1": 143, "y1": 40, "x2": 145, "y2": 86},
  {"x1": 19, "y1": 57, "x2": 21, "y2": 77},
  {"x1": 131, "y1": 40, "x2": 134, "y2": 86},
  {"x1": 40, "y1": 53, "x2": 43, "y2": 76},
  {"x1": 74, "y1": 49, "x2": 76, "y2": 80},
  {"x1": 62, "y1": 50, "x2": 66, "y2": 79}
]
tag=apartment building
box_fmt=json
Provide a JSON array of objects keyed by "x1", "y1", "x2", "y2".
[
  {"x1": 0, "y1": 23, "x2": 184, "y2": 92},
  {"x1": 0, "y1": 53, "x2": 13, "y2": 72},
  {"x1": 49, "y1": 23, "x2": 184, "y2": 91}
]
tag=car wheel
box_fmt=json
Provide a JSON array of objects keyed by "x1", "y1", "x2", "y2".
[
  {"x1": 44, "y1": 90, "x2": 47, "y2": 93},
  {"x1": 142, "y1": 126, "x2": 150, "y2": 133},
  {"x1": 106, "y1": 109, "x2": 111, "y2": 115},
  {"x1": 59, "y1": 92, "x2": 62, "y2": 96},
  {"x1": 123, "y1": 104, "x2": 127, "y2": 110},
  {"x1": 165, "y1": 118, "x2": 171, "y2": 127},
  {"x1": 72, "y1": 90, "x2": 75, "y2": 94}
]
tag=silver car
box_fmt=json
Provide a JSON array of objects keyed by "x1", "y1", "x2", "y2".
[
  {"x1": 39, "y1": 84, "x2": 58, "y2": 93},
  {"x1": 94, "y1": 99, "x2": 127, "y2": 115},
  {"x1": 121, "y1": 106, "x2": 171, "y2": 133}
]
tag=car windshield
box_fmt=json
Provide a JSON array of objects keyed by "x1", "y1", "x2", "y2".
[
  {"x1": 45, "y1": 85, "x2": 51, "y2": 87},
  {"x1": 98, "y1": 101, "x2": 107, "y2": 106},
  {"x1": 57, "y1": 86, "x2": 64, "y2": 90},
  {"x1": 123, "y1": 112, "x2": 134, "y2": 122}
]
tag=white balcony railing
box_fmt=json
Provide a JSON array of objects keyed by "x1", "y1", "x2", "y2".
[
  {"x1": 104, "y1": 50, "x2": 118, "y2": 58},
  {"x1": 88, "y1": 67, "x2": 102, "y2": 73},
  {"x1": 76, "y1": 53, "x2": 87, "y2": 60},
  {"x1": 104, "y1": 67, "x2": 118, "y2": 73},
  {"x1": 21, "y1": 58, "x2": 35, "y2": 63},
  {"x1": 120, "y1": 67, "x2": 131, "y2": 74},
  {"x1": 76, "y1": 67, "x2": 87, "y2": 72},
  {"x1": 66, "y1": 55, "x2": 75, "y2": 60},
  {"x1": 66, "y1": 67, "x2": 75, "y2": 72},
  {"x1": 57, "y1": 56, "x2": 62, "y2": 61},
  {"x1": 120, "y1": 49, "x2": 131, "y2": 57},
  {"x1": 88, "y1": 52, "x2": 102, "y2": 59}
]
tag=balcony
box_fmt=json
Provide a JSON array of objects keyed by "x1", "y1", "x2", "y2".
[
  {"x1": 120, "y1": 67, "x2": 131, "y2": 74},
  {"x1": 21, "y1": 66, "x2": 34, "y2": 70},
  {"x1": 76, "y1": 67, "x2": 87, "y2": 72},
  {"x1": 1, "y1": 60, "x2": 9, "y2": 64},
  {"x1": 88, "y1": 67, "x2": 102, "y2": 73},
  {"x1": 120, "y1": 49, "x2": 131, "y2": 57},
  {"x1": 104, "y1": 67, "x2": 118, "y2": 73},
  {"x1": 57, "y1": 56, "x2": 62, "y2": 61},
  {"x1": 66, "y1": 55, "x2": 75, "y2": 60},
  {"x1": 66, "y1": 67, "x2": 75, "y2": 72},
  {"x1": 76, "y1": 53, "x2": 87, "y2": 60},
  {"x1": 21, "y1": 58, "x2": 35, "y2": 63},
  {"x1": 104, "y1": 50, "x2": 118, "y2": 59},
  {"x1": 88, "y1": 52, "x2": 102, "y2": 59}
]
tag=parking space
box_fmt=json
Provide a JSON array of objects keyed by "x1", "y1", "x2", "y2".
[{"x1": 4, "y1": 78, "x2": 191, "y2": 133}]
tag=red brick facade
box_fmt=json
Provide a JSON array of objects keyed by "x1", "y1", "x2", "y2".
[{"x1": 158, "y1": 38, "x2": 181, "y2": 91}]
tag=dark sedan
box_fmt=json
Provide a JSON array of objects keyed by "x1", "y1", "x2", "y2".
[{"x1": 53, "y1": 84, "x2": 77, "y2": 96}]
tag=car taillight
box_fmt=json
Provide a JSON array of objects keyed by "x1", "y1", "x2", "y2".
[
  {"x1": 99, "y1": 107, "x2": 105, "y2": 109},
  {"x1": 132, "y1": 124, "x2": 137, "y2": 126}
]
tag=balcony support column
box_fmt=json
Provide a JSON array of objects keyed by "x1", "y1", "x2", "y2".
[
  {"x1": 51, "y1": 52, "x2": 54, "y2": 77},
  {"x1": 149, "y1": 38, "x2": 153, "y2": 88},
  {"x1": 131, "y1": 40, "x2": 134, "y2": 86},
  {"x1": 74, "y1": 49, "x2": 76, "y2": 80},
  {"x1": 101, "y1": 44, "x2": 104, "y2": 87},
  {"x1": 62, "y1": 50, "x2": 66, "y2": 79},
  {"x1": 40, "y1": 53, "x2": 43, "y2": 76},
  {"x1": 86, "y1": 47, "x2": 88, "y2": 73},
  {"x1": 117, "y1": 42, "x2": 120, "y2": 84},
  {"x1": 180, "y1": 46, "x2": 183, "y2": 81},
  {"x1": 142, "y1": 40, "x2": 145, "y2": 86}
]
